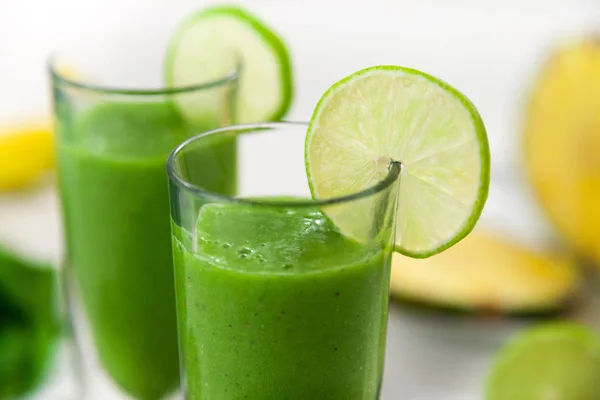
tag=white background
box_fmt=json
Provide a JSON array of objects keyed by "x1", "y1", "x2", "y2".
[{"x1": 0, "y1": 0, "x2": 598, "y2": 398}]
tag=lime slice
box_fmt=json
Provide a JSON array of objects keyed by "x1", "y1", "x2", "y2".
[
  {"x1": 165, "y1": 5, "x2": 293, "y2": 125},
  {"x1": 486, "y1": 323, "x2": 600, "y2": 400},
  {"x1": 305, "y1": 65, "x2": 490, "y2": 257}
]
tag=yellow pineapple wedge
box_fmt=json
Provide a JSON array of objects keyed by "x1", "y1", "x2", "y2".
[
  {"x1": 524, "y1": 37, "x2": 600, "y2": 263},
  {"x1": 390, "y1": 231, "x2": 578, "y2": 314}
]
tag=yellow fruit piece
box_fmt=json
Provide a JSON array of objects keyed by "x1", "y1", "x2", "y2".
[
  {"x1": 390, "y1": 231, "x2": 577, "y2": 313},
  {"x1": 524, "y1": 38, "x2": 600, "y2": 262},
  {"x1": 0, "y1": 124, "x2": 54, "y2": 191}
]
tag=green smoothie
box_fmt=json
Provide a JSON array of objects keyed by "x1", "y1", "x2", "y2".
[
  {"x1": 56, "y1": 101, "x2": 236, "y2": 399},
  {"x1": 172, "y1": 202, "x2": 391, "y2": 399}
]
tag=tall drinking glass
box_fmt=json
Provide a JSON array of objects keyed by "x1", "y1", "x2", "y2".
[
  {"x1": 167, "y1": 122, "x2": 400, "y2": 399},
  {"x1": 49, "y1": 42, "x2": 239, "y2": 400}
]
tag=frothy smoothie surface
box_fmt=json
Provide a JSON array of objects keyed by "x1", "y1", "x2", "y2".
[{"x1": 195, "y1": 203, "x2": 382, "y2": 273}]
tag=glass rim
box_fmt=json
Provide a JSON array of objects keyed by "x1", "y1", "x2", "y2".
[
  {"x1": 166, "y1": 121, "x2": 402, "y2": 208},
  {"x1": 47, "y1": 51, "x2": 242, "y2": 96}
]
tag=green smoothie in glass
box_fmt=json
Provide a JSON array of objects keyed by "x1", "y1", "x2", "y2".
[
  {"x1": 173, "y1": 203, "x2": 391, "y2": 399},
  {"x1": 167, "y1": 122, "x2": 402, "y2": 399},
  {"x1": 56, "y1": 101, "x2": 236, "y2": 399}
]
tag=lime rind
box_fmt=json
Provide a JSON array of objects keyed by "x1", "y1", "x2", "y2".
[
  {"x1": 164, "y1": 5, "x2": 293, "y2": 125},
  {"x1": 486, "y1": 322, "x2": 600, "y2": 400},
  {"x1": 305, "y1": 65, "x2": 490, "y2": 258}
]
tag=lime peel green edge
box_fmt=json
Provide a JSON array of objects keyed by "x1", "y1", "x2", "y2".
[
  {"x1": 305, "y1": 65, "x2": 490, "y2": 259},
  {"x1": 164, "y1": 4, "x2": 294, "y2": 122}
]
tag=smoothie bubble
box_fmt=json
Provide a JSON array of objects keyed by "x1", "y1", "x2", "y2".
[{"x1": 237, "y1": 247, "x2": 253, "y2": 258}]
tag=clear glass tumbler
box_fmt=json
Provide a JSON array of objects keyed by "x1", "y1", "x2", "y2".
[
  {"x1": 49, "y1": 43, "x2": 239, "y2": 400},
  {"x1": 167, "y1": 122, "x2": 400, "y2": 399}
]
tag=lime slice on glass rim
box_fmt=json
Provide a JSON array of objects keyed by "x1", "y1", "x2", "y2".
[
  {"x1": 305, "y1": 66, "x2": 490, "y2": 258},
  {"x1": 486, "y1": 323, "x2": 600, "y2": 400},
  {"x1": 165, "y1": 5, "x2": 293, "y2": 124}
]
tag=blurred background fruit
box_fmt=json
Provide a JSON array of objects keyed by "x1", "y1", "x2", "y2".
[
  {"x1": 485, "y1": 322, "x2": 600, "y2": 400},
  {"x1": 390, "y1": 230, "x2": 578, "y2": 314},
  {"x1": 0, "y1": 124, "x2": 54, "y2": 192},
  {"x1": 524, "y1": 37, "x2": 600, "y2": 265}
]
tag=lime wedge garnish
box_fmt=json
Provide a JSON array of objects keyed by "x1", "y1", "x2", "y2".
[
  {"x1": 305, "y1": 65, "x2": 490, "y2": 257},
  {"x1": 486, "y1": 323, "x2": 600, "y2": 400},
  {"x1": 165, "y1": 5, "x2": 293, "y2": 124}
]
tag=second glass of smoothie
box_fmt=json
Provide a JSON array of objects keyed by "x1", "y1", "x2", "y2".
[
  {"x1": 50, "y1": 40, "x2": 239, "y2": 400},
  {"x1": 167, "y1": 122, "x2": 401, "y2": 399}
]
